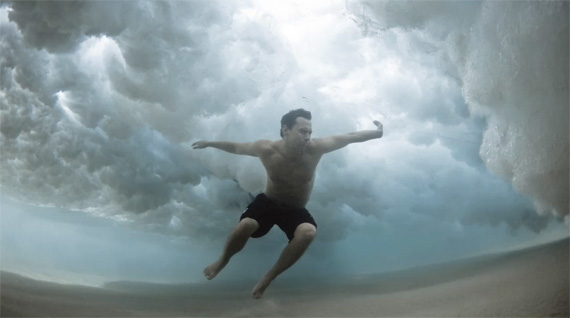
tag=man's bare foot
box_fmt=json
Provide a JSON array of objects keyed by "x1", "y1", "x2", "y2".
[
  {"x1": 203, "y1": 259, "x2": 226, "y2": 280},
  {"x1": 252, "y1": 276, "x2": 273, "y2": 299}
]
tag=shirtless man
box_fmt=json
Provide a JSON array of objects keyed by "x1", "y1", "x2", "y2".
[{"x1": 192, "y1": 109, "x2": 383, "y2": 298}]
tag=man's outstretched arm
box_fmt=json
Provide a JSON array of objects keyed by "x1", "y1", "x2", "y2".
[
  {"x1": 192, "y1": 140, "x2": 269, "y2": 157},
  {"x1": 312, "y1": 120, "x2": 383, "y2": 154}
]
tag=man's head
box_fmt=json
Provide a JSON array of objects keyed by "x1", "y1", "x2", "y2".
[
  {"x1": 280, "y1": 109, "x2": 312, "y2": 137},
  {"x1": 280, "y1": 108, "x2": 312, "y2": 147}
]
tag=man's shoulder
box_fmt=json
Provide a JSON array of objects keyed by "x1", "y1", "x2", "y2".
[
  {"x1": 252, "y1": 139, "x2": 278, "y2": 153},
  {"x1": 308, "y1": 137, "x2": 324, "y2": 145},
  {"x1": 306, "y1": 138, "x2": 327, "y2": 154},
  {"x1": 253, "y1": 139, "x2": 276, "y2": 147}
]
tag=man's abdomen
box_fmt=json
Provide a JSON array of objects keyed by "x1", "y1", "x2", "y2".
[{"x1": 264, "y1": 180, "x2": 313, "y2": 208}]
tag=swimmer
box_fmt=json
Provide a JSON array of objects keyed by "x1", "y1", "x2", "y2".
[{"x1": 192, "y1": 109, "x2": 383, "y2": 298}]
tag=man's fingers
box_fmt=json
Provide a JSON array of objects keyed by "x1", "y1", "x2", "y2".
[
  {"x1": 373, "y1": 120, "x2": 381, "y2": 127},
  {"x1": 192, "y1": 141, "x2": 207, "y2": 149}
]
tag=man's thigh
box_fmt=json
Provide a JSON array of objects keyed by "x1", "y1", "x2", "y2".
[
  {"x1": 237, "y1": 217, "x2": 260, "y2": 236},
  {"x1": 240, "y1": 209, "x2": 275, "y2": 238}
]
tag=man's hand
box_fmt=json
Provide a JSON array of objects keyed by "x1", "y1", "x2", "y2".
[
  {"x1": 192, "y1": 140, "x2": 209, "y2": 149},
  {"x1": 373, "y1": 120, "x2": 383, "y2": 137}
]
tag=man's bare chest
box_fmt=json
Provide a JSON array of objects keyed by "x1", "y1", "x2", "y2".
[{"x1": 261, "y1": 153, "x2": 319, "y2": 184}]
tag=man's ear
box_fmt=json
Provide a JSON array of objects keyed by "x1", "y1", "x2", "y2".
[{"x1": 281, "y1": 124, "x2": 289, "y2": 136}]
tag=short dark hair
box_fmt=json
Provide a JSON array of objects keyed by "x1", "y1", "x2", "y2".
[{"x1": 280, "y1": 108, "x2": 312, "y2": 137}]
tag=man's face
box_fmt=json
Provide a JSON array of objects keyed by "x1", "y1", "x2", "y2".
[{"x1": 284, "y1": 117, "x2": 312, "y2": 148}]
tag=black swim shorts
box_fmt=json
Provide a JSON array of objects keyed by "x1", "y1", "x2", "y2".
[{"x1": 240, "y1": 193, "x2": 317, "y2": 242}]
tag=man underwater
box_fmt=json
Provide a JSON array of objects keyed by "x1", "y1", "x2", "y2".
[{"x1": 192, "y1": 109, "x2": 383, "y2": 298}]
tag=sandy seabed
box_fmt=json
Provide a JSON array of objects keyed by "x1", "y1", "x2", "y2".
[{"x1": 1, "y1": 238, "x2": 568, "y2": 317}]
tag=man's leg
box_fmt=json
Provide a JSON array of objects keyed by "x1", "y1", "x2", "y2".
[
  {"x1": 203, "y1": 217, "x2": 259, "y2": 280},
  {"x1": 252, "y1": 223, "x2": 316, "y2": 299}
]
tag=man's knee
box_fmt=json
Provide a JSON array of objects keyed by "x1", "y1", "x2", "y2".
[{"x1": 294, "y1": 223, "x2": 317, "y2": 242}]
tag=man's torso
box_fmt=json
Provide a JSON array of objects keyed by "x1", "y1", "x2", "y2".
[{"x1": 257, "y1": 141, "x2": 322, "y2": 208}]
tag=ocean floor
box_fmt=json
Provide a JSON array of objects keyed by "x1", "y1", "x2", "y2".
[{"x1": 1, "y1": 238, "x2": 568, "y2": 317}]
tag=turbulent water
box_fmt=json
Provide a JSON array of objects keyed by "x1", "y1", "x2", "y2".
[
  {"x1": 347, "y1": 0, "x2": 569, "y2": 218},
  {"x1": 0, "y1": 0, "x2": 567, "y2": 244}
]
